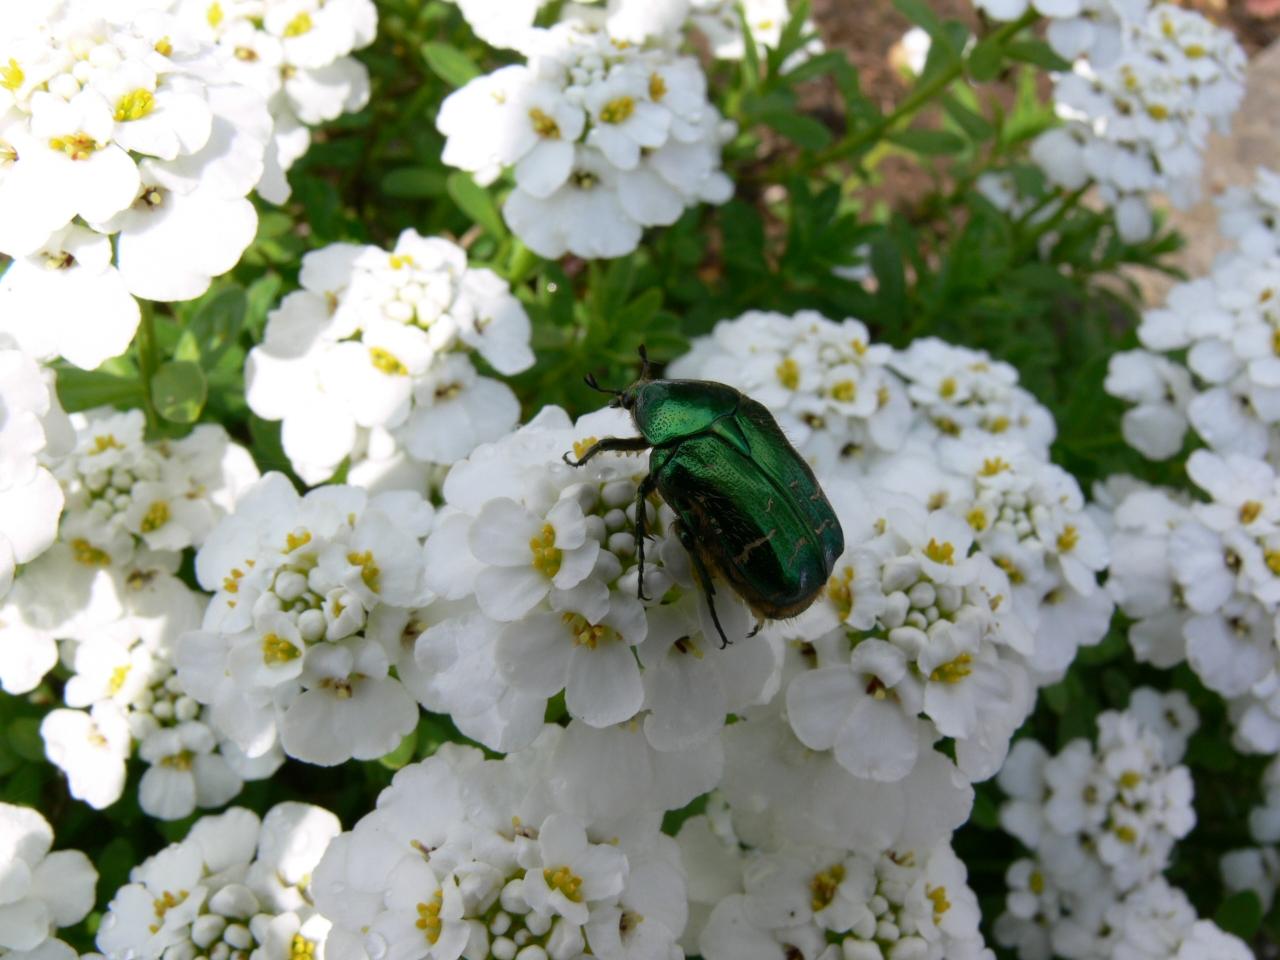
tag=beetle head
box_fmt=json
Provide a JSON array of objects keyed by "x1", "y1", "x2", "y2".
[{"x1": 583, "y1": 346, "x2": 653, "y2": 411}]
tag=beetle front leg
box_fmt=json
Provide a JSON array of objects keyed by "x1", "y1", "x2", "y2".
[
  {"x1": 562, "y1": 435, "x2": 651, "y2": 467},
  {"x1": 634, "y1": 473, "x2": 658, "y2": 602},
  {"x1": 674, "y1": 521, "x2": 731, "y2": 648}
]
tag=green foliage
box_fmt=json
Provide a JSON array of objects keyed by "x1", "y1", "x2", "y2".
[{"x1": 19, "y1": 1, "x2": 1277, "y2": 955}]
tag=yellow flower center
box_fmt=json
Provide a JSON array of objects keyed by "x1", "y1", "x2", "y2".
[
  {"x1": 1184, "y1": 43, "x2": 1205, "y2": 58},
  {"x1": 1119, "y1": 770, "x2": 1141, "y2": 789},
  {"x1": 1029, "y1": 871, "x2": 1045, "y2": 895},
  {"x1": 1, "y1": 58, "x2": 23, "y2": 91},
  {"x1": 286, "y1": 530, "x2": 312, "y2": 552},
  {"x1": 141, "y1": 500, "x2": 171, "y2": 533},
  {"x1": 1266, "y1": 549, "x2": 1280, "y2": 576},
  {"x1": 114, "y1": 88, "x2": 156, "y2": 122},
  {"x1": 235, "y1": 45, "x2": 259, "y2": 61},
  {"x1": 262, "y1": 632, "x2": 301, "y2": 665},
  {"x1": 1147, "y1": 104, "x2": 1169, "y2": 121},
  {"x1": 369, "y1": 346, "x2": 408, "y2": 376},
  {"x1": 939, "y1": 376, "x2": 957, "y2": 399},
  {"x1": 154, "y1": 37, "x2": 173, "y2": 56},
  {"x1": 924, "y1": 538, "x2": 955, "y2": 565},
  {"x1": 290, "y1": 934, "x2": 316, "y2": 960},
  {"x1": 995, "y1": 555, "x2": 1024, "y2": 584},
  {"x1": 108, "y1": 665, "x2": 131, "y2": 695},
  {"x1": 1114, "y1": 824, "x2": 1137, "y2": 844},
  {"x1": 810, "y1": 863, "x2": 845, "y2": 912},
  {"x1": 980, "y1": 457, "x2": 1010, "y2": 476},
  {"x1": 984, "y1": 415, "x2": 1010, "y2": 434},
  {"x1": 72, "y1": 538, "x2": 112, "y2": 567},
  {"x1": 347, "y1": 550, "x2": 382, "y2": 592},
  {"x1": 529, "y1": 107, "x2": 561, "y2": 139},
  {"x1": 599, "y1": 96, "x2": 635, "y2": 124},
  {"x1": 1241, "y1": 500, "x2": 1263, "y2": 523},
  {"x1": 573, "y1": 436, "x2": 598, "y2": 461},
  {"x1": 530, "y1": 523, "x2": 562, "y2": 578},
  {"x1": 562, "y1": 612, "x2": 615, "y2": 649},
  {"x1": 283, "y1": 11, "x2": 313, "y2": 36},
  {"x1": 776, "y1": 357, "x2": 800, "y2": 390},
  {"x1": 929, "y1": 653, "x2": 972, "y2": 684},
  {"x1": 207, "y1": 2, "x2": 224, "y2": 27},
  {"x1": 1056, "y1": 524, "x2": 1079, "y2": 553},
  {"x1": 543, "y1": 865, "x2": 584, "y2": 902},
  {"x1": 827, "y1": 567, "x2": 854, "y2": 620},
  {"x1": 648, "y1": 73, "x2": 666, "y2": 100},
  {"x1": 415, "y1": 892, "x2": 443, "y2": 945},
  {"x1": 49, "y1": 132, "x2": 99, "y2": 161},
  {"x1": 927, "y1": 885, "x2": 951, "y2": 922},
  {"x1": 91, "y1": 434, "x2": 123, "y2": 454},
  {"x1": 830, "y1": 380, "x2": 856, "y2": 403},
  {"x1": 389, "y1": 253, "x2": 415, "y2": 269},
  {"x1": 160, "y1": 750, "x2": 193, "y2": 771},
  {"x1": 966, "y1": 507, "x2": 988, "y2": 532}
]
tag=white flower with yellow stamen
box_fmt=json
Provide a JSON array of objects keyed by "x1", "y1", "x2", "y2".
[{"x1": 246, "y1": 232, "x2": 532, "y2": 486}]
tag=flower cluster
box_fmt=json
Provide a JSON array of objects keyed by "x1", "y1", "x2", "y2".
[
  {"x1": 1221, "y1": 754, "x2": 1280, "y2": 913},
  {"x1": 0, "y1": 802, "x2": 97, "y2": 960},
  {"x1": 173, "y1": 0, "x2": 376, "y2": 202},
  {"x1": 245, "y1": 229, "x2": 534, "y2": 486},
  {"x1": 0, "y1": 407, "x2": 271, "y2": 819},
  {"x1": 0, "y1": 0, "x2": 271, "y2": 369},
  {"x1": 177, "y1": 473, "x2": 435, "y2": 765},
  {"x1": 312, "y1": 740, "x2": 689, "y2": 960},
  {"x1": 673, "y1": 311, "x2": 1110, "y2": 785},
  {"x1": 1031, "y1": 3, "x2": 1244, "y2": 241},
  {"x1": 448, "y1": 0, "x2": 809, "y2": 62},
  {"x1": 418, "y1": 402, "x2": 776, "y2": 774},
  {"x1": 437, "y1": 12, "x2": 733, "y2": 259},
  {"x1": 1, "y1": 407, "x2": 257, "y2": 696},
  {"x1": 96, "y1": 802, "x2": 339, "y2": 960},
  {"x1": 992, "y1": 691, "x2": 1252, "y2": 960},
  {"x1": 0, "y1": 347, "x2": 70, "y2": 599}
]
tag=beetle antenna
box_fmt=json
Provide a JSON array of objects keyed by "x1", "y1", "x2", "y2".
[
  {"x1": 638, "y1": 345, "x2": 652, "y2": 381},
  {"x1": 583, "y1": 373, "x2": 621, "y2": 396}
]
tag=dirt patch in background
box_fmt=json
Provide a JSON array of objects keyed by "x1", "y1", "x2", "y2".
[{"x1": 804, "y1": 0, "x2": 1280, "y2": 215}]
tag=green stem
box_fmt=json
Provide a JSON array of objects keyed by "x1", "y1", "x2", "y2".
[
  {"x1": 136, "y1": 304, "x2": 160, "y2": 433},
  {"x1": 773, "y1": 11, "x2": 1038, "y2": 181}
]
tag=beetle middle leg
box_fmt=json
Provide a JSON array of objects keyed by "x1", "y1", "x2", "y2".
[
  {"x1": 673, "y1": 520, "x2": 731, "y2": 648},
  {"x1": 562, "y1": 435, "x2": 651, "y2": 467},
  {"x1": 634, "y1": 472, "x2": 658, "y2": 602}
]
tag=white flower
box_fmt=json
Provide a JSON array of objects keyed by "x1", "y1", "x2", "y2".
[
  {"x1": 439, "y1": 13, "x2": 733, "y2": 258},
  {"x1": 0, "y1": 803, "x2": 96, "y2": 957},
  {"x1": 246, "y1": 231, "x2": 532, "y2": 485},
  {"x1": 40, "y1": 703, "x2": 132, "y2": 810}
]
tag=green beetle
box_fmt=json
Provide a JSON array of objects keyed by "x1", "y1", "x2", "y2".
[{"x1": 564, "y1": 348, "x2": 844, "y2": 646}]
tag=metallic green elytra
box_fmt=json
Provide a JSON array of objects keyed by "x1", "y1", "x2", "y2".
[{"x1": 564, "y1": 347, "x2": 845, "y2": 647}]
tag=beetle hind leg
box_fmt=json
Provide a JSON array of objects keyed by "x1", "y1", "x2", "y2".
[
  {"x1": 562, "y1": 435, "x2": 651, "y2": 467},
  {"x1": 674, "y1": 520, "x2": 732, "y2": 649},
  {"x1": 634, "y1": 473, "x2": 658, "y2": 602},
  {"x1": 746, "y1": 618, "x2": 765, "y2": 639}
]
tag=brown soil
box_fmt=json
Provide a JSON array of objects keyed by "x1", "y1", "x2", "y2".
[{"x1": 806, "y1": 0, "x2": 1280, "y2": 211}]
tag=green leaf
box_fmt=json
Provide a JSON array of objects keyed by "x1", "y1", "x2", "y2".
[
  {"x1": 892, "y1": 0, "x2": 943, "y2": 35},
  {"x1": 421, "y1": 42, "x2": 480, "y2": 88},
  {"x1": 189, "y1": 285, "x2": 247, "y2": 366},
  {"x1": 7, "y1": 718, "x2": 45, "y2": 764},
  {"x1": 151, "y1": 361, "x2": 207, "y2": 424},
  {"x1": 758, "y1": 109, "x2": 832, "y2": 150},
  {"x1": 381, "y1": 167, "x2": 447, "y2": 198},
  {"x1": 446, "y1": 171, "x2": 507, "y2": 238},
  {"x1": 56, "y1": 368, "x2": 145, "y2": 412},
  {"x1": 1214, "y1": 891, "x2": 1262, "y2": 941},
  {"x1": 378, "y1": 729, "x2": 418, "y2": 770},
  {"x1": 887, "y1": 128, "x2": 967, "y2": 155},
  {"x1": 1003, "y1": 39, "x2": 1071, "y2": 72},
  {"x1": 869, "y1": 231, "x2": 906, "y2": 329},
  {"x1": 782, "y1": 50, "x2": 845, "y2": 85},
  {"x1": 941, "y1": 95, "x2": 993, "y2": 141},
  {"x1": 967, "y1": 35, "x2": 1004, "y2": 82}
]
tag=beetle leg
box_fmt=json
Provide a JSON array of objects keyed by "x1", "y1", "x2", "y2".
[
  {"x1": 746, "y1": 618, "x2": 765, "y2": 639},
  {"x1": 562, "y1": 435, "x2": 651, "y2": 467},
  {"x1": 634, "y1": 473, "x2": 658, "y2": 602},
  {"x1": 674, "y1": 521, "x2": 731, "y2": 649}
]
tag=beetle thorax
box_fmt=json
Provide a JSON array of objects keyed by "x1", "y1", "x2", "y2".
[{"x1": 629, "y1": 379, "x2": 742, "y2": 446}]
